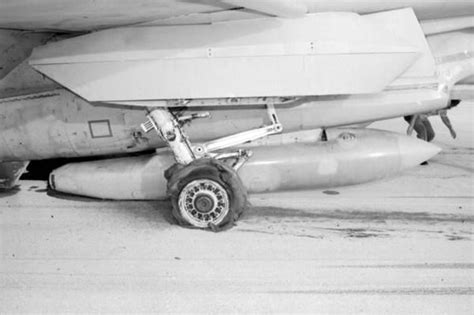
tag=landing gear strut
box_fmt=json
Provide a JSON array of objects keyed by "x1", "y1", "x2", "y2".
[{"x1": 141, "y1": 105, "x2": 282, "y2": 230}]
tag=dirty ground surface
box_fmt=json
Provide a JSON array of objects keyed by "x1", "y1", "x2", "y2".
[{"x1": 1, "y1": 103, "x2": 473, "y2": 313}]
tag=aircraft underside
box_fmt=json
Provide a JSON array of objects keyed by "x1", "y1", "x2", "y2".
[{"x1": 0, "y1": 2, "x2": 473, "y2": 230}]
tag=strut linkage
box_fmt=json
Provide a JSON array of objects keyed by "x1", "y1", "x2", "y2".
[
  {"x1": 141, "y1": 103, "x2": 283, "y2": 167},
  {"x1": 212, "y1": 149, "x2": 252, "y2": 171},
  {"x1": 192, "y1": 103, "x2": 282, "y2": 157},
  {"x1": 141, "y1": 108, "x2": 195, "y2": 164}
]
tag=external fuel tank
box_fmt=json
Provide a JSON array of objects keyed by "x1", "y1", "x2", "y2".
[{"x1": 49, "y1": 129, "x2": 441, "y2": 200}]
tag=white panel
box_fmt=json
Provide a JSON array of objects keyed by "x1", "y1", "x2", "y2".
[
  {"x1": 365, "y1": 8, "x2": 436, "y2": 79},
  {"x1": 35, "y1": 53, "x2": 416, "y2": 101},
  {"x1": 31, "y1": 9, "x2": 423, "y2": 102}
]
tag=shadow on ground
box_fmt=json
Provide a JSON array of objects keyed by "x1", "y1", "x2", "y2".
[
  {"x1": 46, "y1": 187, "x2": 177, "y2": 228},
  {"x1": 0, "y1": 186, "x2": 21, "y2": 198}
]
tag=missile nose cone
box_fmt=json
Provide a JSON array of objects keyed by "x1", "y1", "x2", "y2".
[{"x1": 398, "y1": 135, "x2": 441, "y2": 169}]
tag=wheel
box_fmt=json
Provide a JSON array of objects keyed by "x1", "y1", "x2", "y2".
[{"x1": 165, "y1": 158, "x2": 247, "y2": 231}]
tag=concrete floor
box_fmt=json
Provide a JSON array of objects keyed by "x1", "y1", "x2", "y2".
[{"x1": 1, "y1": 103, "x2": 473, "y2": 313}]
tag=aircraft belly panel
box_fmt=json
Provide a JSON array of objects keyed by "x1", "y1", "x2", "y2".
[
  {"x1": 0, "y1": 89, "x2": 156, "y2": 161},
  {"x1": 0, "y1": 85, "x2": 447, "y2": 162},
  {"x1": 0, "y1": 92, "x2": 74, "y2": 160}
]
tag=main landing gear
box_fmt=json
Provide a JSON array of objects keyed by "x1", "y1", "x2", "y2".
[{"x1": 141, "y1": 105, "x2": 282, "y2": 231}]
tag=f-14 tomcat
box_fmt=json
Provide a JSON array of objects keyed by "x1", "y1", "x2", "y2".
[{"x1": 0, "y1": 0, "x2": 473, "y2": 230}]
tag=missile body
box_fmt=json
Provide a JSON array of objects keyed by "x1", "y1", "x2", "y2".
[{"x1": 49, "y1": 129, "x2": 440, "y2": 200}]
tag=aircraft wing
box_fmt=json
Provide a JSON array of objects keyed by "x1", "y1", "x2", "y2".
[
  {"x1": 0, "y1": 0, "x2": 309, "y2": 31},
  {"x1": 222, "y1": 0, "x2": 308, "y2": 18},
  {"x1": 0, "y1": 0, "x2": 473, "y2": 31},
  {"x1": 1, "y1": 0, "x2": 473, "y2": 102}
]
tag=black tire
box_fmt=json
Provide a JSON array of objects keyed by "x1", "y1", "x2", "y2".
[{"x1": 165, "y1": 158, "x2": 247, "y2": 231}]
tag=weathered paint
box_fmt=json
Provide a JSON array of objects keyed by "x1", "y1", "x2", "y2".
[
  {"x1": 0, "y1": 89, "x2": 158, "y2": 161},
  {"x1": 0, "y1": 57, "x2": 58, "y2": 99},
  {"x1": 0, "y1": 85, "x2": 448, "y2": 162},
  {"x1": 0, "y1": 30, "x2": 52, "y2": 81}
]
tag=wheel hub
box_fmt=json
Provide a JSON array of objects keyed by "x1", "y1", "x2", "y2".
[
  {"x1": 178, "y1": 179, "x2": 230, "y2": 227},
  {"x1": 194, "y1": 194, "x2": 215, "y2": 213}
]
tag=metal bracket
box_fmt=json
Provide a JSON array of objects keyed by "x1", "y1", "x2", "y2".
[
  {"x1": 406, "y1": 115, "x2": 418, "y2": 136},
  {"x1": 439, "y1": 110, "x2": 456, "y2": 139},
  {"x1": 178, "y1": 112, "x2": 210, "y2": 125},
  {"x1": 142, "y1": 112, "x2": 210, "y2": 132},
  {"x1": 212, "y1": 149, "x2": 253, "y2": 171},
  {"x1": 193, "y1": 124, "x2": 282, "y2": 156},
  {"x1": 320, "y1": 128, "x2": 328, "y2": 142},
  {"x1": 266, "y1": 102, "x2": 280, "y2": 125},
  {"x1": 192, "y1": 103, "x2": 283, "y2": 157}
]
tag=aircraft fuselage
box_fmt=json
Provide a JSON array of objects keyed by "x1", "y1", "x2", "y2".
[{"x1": 0, "y1": 86, "x2": 448, "y2": 162}]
